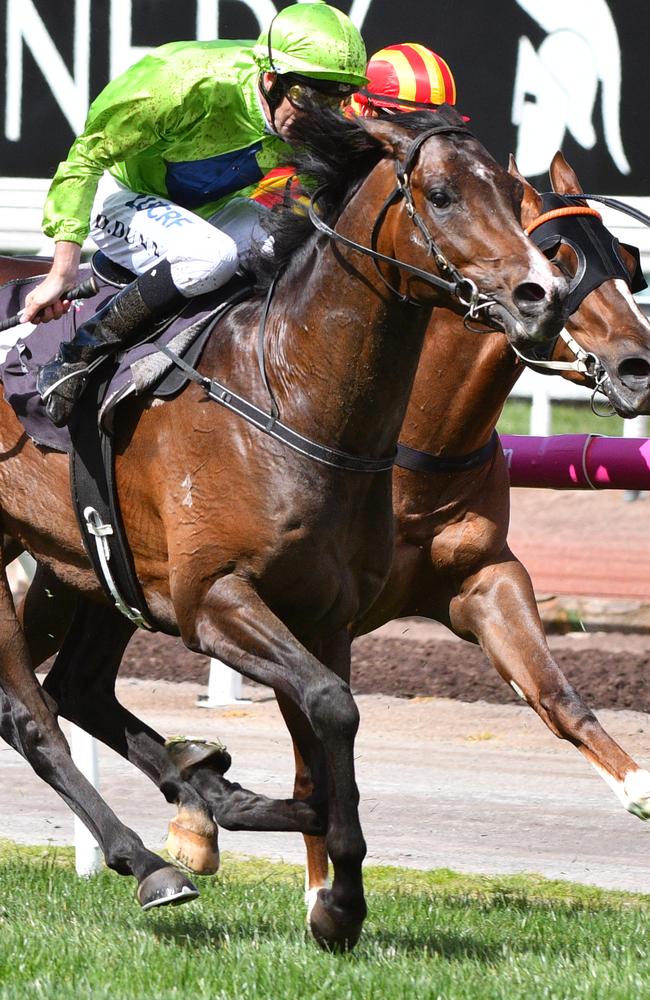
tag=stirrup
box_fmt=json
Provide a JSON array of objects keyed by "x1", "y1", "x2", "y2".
[{"x1": 38, "y1": 363, "x2": 92, "y2": 401}]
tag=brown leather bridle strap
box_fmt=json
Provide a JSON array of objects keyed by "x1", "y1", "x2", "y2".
[{"x1": 525, "y1": 205, "x2": 602, "y2": 236}]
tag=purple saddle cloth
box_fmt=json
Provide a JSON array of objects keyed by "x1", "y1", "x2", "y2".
[{"x1": 0, "y1": 270, "x2": 243, "y2": 452}]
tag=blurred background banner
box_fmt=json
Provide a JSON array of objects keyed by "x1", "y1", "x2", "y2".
[{"x1": 0, "y1": 0, "x2": 647, "y2": 194}]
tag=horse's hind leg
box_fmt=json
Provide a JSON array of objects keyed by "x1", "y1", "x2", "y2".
[
  {"x1": 17, "y1": 561, "x2": 77, "y2": 664},
  {"x1": 20, "y1": 577, "x2": 317, "y2": 867},
  {"x1": 449, "y1": 551, "x2": 650, "y2": 819},
  {"x1": 38, "y1": 595, "x2": 223, "y2": 874},
  {"x1": 0, "y1": 552, "x2": 199, "y2": 908}
]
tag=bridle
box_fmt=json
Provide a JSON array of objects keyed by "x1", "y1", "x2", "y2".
[
  {"x1": 510, "y1": 192, "x2": 649, "y2": 414},
  {"x1": 307, "y1": 120, "x2": 496, "y2": 327},
  {"x1": 392, "y1": 192, "x2": 649, "y2": 474}
]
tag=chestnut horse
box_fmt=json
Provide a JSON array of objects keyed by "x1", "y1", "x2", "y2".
[
  {"x1": 282, "y1": 151, "x2": 650, "y2": 905},
  {"x1": 0, "y1": 107, "x2": 565, "y2": 949}
]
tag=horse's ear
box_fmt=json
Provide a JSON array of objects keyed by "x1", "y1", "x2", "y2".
[
  {"x1": 507, "y1": 153, "x2": 523, "y2": 180},
  {"x1": 549, "y1": 151, "x2": 583, "y2": 195},
  {"x1": 508, "y1": 154, "x2": 541, "y2": 229},
  {"x1": 359, "y1": 117, "x2": 411, "y2": 160}
]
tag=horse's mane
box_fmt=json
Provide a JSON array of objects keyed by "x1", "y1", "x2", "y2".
[{"x1": 250, "y1": 104, "x2": 468, "y2": 289}]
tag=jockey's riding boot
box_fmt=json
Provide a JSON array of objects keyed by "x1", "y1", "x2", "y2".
[{"x1": 37, "y1": 260, "x2": 184, "y2": 427}]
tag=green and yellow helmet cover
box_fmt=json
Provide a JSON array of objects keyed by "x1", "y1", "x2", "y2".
[{"x1": 254, "y1": 2, "x2": 368, "y2": 87}]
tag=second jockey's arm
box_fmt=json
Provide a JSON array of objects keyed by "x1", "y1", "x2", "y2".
[{"x1": 21, "y1": 241, "x2": 82, "y2": 325}]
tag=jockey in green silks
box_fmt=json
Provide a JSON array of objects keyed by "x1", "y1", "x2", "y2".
[{"x1": 23, "y1": 1, "x2": 367, "y2": 426}]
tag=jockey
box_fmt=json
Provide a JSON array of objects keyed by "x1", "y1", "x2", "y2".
[
  {"x1": 349, "y1": 42, "x2": 459, "y2": 117},
  {"x1": 23, "y1": 1, "x2": 367, "y2": 426},
  {"x1": 250, "y1": 42, "x2": 461, "y2": 214}
]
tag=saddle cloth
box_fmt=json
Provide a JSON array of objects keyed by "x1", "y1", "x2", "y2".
[{"x1": 0, "y1": 270, "x2": 251, "y2": 452}]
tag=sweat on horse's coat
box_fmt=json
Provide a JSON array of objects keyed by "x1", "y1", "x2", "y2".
[{"x1": 0, "y1": 105, "x2": 567, "y2": 951}]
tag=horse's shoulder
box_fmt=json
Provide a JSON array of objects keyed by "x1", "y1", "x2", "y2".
[{"x1": 0, "y1": 255, "x2": 50, "y2": 288}]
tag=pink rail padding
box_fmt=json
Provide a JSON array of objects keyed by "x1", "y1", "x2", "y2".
[{"x1": 500, "y1": 434, "x2": 650, "y2": 490}]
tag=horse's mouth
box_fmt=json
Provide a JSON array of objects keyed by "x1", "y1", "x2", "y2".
[
  {"x1": 485, "y1": 301, "x2": 559, "y2": 348},
  {"x1": 599, "y1": 374, "x2": 650, "y2": 418}
]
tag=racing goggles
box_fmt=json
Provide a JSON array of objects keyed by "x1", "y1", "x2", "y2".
[{"x1": 283, "y1": 75, "x2": 354, "y2": 110}]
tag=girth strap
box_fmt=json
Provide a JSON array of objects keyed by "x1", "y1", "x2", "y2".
[
  {"x1": 70, "y1": 358, "x2": 155, "y2": 630},
  {"x1": 395, "y1": 430, "x2": 499, "y2": 473}
]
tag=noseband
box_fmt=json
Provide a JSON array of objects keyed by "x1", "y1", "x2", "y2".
[{"x1": 307, "y1": 122, "x2": 495, "y2": 325}]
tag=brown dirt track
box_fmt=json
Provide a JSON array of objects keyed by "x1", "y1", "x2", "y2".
[
  {"x1": 119, "y1": 624, "x2": 649, "y2": 713},
  {"x1": 118, "y1": 485, "x2": 650, "y2": 713}
]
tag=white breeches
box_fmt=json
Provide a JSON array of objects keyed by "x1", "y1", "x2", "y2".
[{"x1": 90, "y1": 173, "x2": 272, "y2": 296}]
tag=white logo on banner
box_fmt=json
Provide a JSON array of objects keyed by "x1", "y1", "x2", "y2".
[
  {"x1": 512, "y1": 0, "x2": 630, "y2": 177},
  {"x1": 3, "y1": 0, "x2": 279, "y2": 142}
]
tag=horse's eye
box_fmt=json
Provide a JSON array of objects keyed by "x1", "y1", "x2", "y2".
[{"x1": 428, "y1": 191, "x2": 451, "y2": 209}]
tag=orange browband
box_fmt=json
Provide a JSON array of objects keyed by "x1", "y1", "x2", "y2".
[{"x1": 524, "y1": 205, "x2": 602, "y2": 237}]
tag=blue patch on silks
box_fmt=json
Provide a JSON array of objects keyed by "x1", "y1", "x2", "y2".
[{"x1": 165, "y1": 144, "x2": 264, "y2": 208}]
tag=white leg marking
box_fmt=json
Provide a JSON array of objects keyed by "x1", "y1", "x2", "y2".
[
  {"x1": 510, "y1": 680, "x2": 527, "y2": 702},
  {"x1": 589, "y1": 762, "x2": 650, "y2": 820},
  {"x1": 305, "y1": 882, "x2": 331, "y2": 922}
]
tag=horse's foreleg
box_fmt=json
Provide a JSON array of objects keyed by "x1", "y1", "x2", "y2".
[
  {"x1": 277, "y1": 698, "x2": 330, "y2": 917},
  {"x1": 275, "y1": 631, "x2": 351, "y2": 923},
  {"x1": 448, "y1": 550, "x2": 650, "y2": 819},
  {"x1": 0, "y1": 548, "x2": 197, "y2": 908},
  {"x1": 182, "y1": 575, "x2": 367, "y2": 951}
]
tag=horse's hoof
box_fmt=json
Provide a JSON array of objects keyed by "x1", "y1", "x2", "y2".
[
  {"x1": 308, "y1": 889, "x2": 365, "y2": 952},
  {"x1": 623, "y1": 768, "x2": 650, "y2": 820},
  {"x1": 167, "y1": 818, "x2": 220, "y2": 875},
  {"x1": 137, "y1": 866, "x2": 199, "y2": 911},
  {"x1": 165, "y1": 737, "x2": 232, "y2": 779}
]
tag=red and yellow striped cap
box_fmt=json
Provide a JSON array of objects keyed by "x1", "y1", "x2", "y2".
[{"x1": 351, "y1": 43, "x2": 458, "y2": 116}]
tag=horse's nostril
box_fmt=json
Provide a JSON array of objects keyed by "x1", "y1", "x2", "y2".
[
  {"x1": 618, "y1": 357, "x2": 650, "y2": 386},
  {"x1": 513, "y1": 282, "x2": 547, "y2": 306}
]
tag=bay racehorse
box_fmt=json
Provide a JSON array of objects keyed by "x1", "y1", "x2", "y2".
[
  {"x1": 0, "y1": 106, "x2": 565, "y2": 949},
  {"x1": 281, "y1": 150, "x2": 650, "y2": 905}
]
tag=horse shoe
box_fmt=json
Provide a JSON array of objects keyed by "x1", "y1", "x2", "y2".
[
  {"x1": 136, "y1": 865, "x2": 199, "y2": 910},
  {"x1": 164, "y1": 736, "x2": 232, "y2": 778}
]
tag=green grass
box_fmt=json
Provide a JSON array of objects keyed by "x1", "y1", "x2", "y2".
[
  {"x1": 497, "y1": 399, "x2": 624, "y2": 436},
  {"x1": 0, "y1": 843, "x2": 647, "y2": 999}
]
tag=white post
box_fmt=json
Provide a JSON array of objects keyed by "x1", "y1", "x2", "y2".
[
  {"x1": 623, "y1": 414, "x2": 648, "y2": 438},
  {"x1": 529, "y1": 377, "x2": 551, "y2": 436},
  {"x1": 197, "y1": 658, "x2": 250, "y2": 708},
  {"x1": 623, "y1": 414, "x2": 648, "y2": 502},
  {"x1": 70, "y1": 724, "x2": 101, "y2": 876}
]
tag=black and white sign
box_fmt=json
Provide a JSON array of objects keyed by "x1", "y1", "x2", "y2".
[{"x1": 0, "y1": 0, "x2": 648, "y2": 193}]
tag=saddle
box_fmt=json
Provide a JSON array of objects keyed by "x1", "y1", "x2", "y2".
[
  {"x1": 0, "y1": 253, "x2": 254, "y2": 628},
  {"x1": 0, "y1": 254, "x2": 252, "y2": 452}
]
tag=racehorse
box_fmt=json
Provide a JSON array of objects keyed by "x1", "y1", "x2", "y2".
[
  {"x1": 281, "y1": 150, "x2": 650, "y2": 906},
  {"x1": 0, "y1": 106, "x2": 565, "y2": 950}
]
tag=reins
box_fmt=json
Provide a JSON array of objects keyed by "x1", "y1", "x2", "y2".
[
  {"x1": 307, "y1": 121, "x2": 495, "y2": 326},
  {"x1": 395, "y1": 192, "x2": 650, "y2": 473},
  {"x1": 162, "y1": 120, "x2": 503, "y2": 473}
]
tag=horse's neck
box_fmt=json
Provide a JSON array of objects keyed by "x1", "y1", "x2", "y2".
[
  {"x1": 262, "y1": 235, "x2": 430, "y2": 460},
  {"x1": 400, "y1": 313, "x2": 521, "y2": 457}
]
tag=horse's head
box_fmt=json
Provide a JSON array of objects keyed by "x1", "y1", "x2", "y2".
[
  {"x1": 511, "y1": 152, "x2": 650, "y2": 417},
  {"x1": 268, "y1": 105, "x2": 568, "y2": 351},
  {"x1": 353, "y1": 107, "x2": 568, "y2": 348}
]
